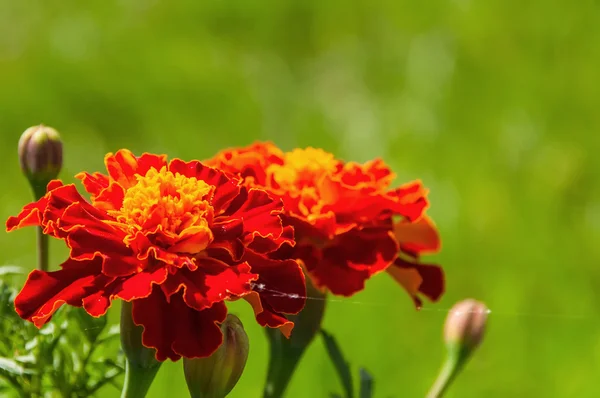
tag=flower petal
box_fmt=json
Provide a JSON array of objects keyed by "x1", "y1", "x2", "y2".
[
  {"x1": 394, "y1": 215, "x2": 441, "y2": 255},
  {"x1": 223, "y1": 188, "x2": 293, "y2": 253},
  {"x1": 92, "y1": 182, "x2": 125, "y2": 211},
  {"x1": 81, "y1": 265, "x2": 169, "y2": 316},
  {"x1": 161, "y1": 258, "x2": 257, "y2": 311},
  {"x1": 308, "y1": 228, "x2": 398, "y2": 296},
  {"x1": 243, "y1": 292, "x2": 294, "y2": 338},
  {"x1": 105, "y1": 150, "x2": 167, "y2": 188},
  {"x1": 133, "y1": 287, "x2": 228, "y2": 361},
  {"x1": 244, "y1": 250, "x2": 305, "y2": 315},
  {"x1": 387, "y1": 258, "x2": 445, "y2": 307},
  {"x1": 14, "y1": 257, "x2": 114, "y2": 327},
  {"x1": 168, "y1": 158, "x2": 240, "y2": 211},
  {"x1": 204, "y1": 141, "x2": 285, "y2": 185},
  {"x1": 6, "y1": 181, "x2": 66, "y2": 232},
  {"x1": 75, "y1": 172, "x2": 110, "y2": 197}
]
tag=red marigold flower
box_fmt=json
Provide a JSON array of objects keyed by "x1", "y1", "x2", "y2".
[
  {"x1": 6, "y1": 149, "x2": 305, "y2": 361},
  {"x1": 206, "y1": 142, "x2": 444, "y2": 304}
]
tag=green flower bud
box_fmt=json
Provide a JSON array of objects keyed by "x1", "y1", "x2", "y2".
[
  {"x1": 183, "y1": 314, "x2": 249, "y2": 398},
  {"x1": 120, "y1": 301, "x2": 161, "y2": 398},
  {"x1": 120, "y1": 301, "x2": 160, "y2": 369},
  {"x1": 18, "y1": 125, "x2": 63, "y2": 194}
]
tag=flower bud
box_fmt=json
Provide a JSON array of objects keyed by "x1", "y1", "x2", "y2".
[
  {"x1": 183, "y1": 314, "x2": 249, "y2": 398},
  {"x1": 444, "y1": 298, "x2": 488, "y2": 360},
  {"x1": 120, "y1": 301, "x2": 160, "y2": 369},
  {"x1": 18, "y1": 125, "x2": 63, "y2": 192},
  {"x1": 426, "y1": 299, "x2": 489, "y2": 398},
  {"x1": 120, "y1": 301, "x2": 162, "y2": 398}
]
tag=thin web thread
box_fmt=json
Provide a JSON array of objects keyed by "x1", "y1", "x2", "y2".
[{"x1": 250, "y1": 282, "x2": 590, "y2": 321}]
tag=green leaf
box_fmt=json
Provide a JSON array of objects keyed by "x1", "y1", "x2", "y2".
[
  {"x1": 0, "y1": 265, "x2": 24, "y2": 276},
  {"x1": 14, "y1": 354, "x2": 36, "y2": 364},
  {"x1": 72, "y1": 307, "x2": 107, "y2": 343},
  {"x1": 0, "y1": 357, "x2": 36, "y2": 376},
  {"x1": 321, "y1": 330, "x2": 354, "y2": 398},
  {"x1": 358, "y1": 368, "x2": 374, "y2": 398},
  {"x1": 25, "y1": 337, "x2": 38, "y2": 351}
]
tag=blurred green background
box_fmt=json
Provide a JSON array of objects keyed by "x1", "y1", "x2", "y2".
[{"x1": 2, "y1": 0, "x2": 600, "y2": 397}]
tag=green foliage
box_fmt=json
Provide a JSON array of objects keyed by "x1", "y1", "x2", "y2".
[
  {"x1": 1, "y1": 1, "x2": 600, "y2": 397},
  {"x1": 322, "y1": 329, "x2": 374, "y2": 398},
  {"x1": 0, "y1": 271, "x2": 123, "y2": 397},
  {"x1": 321, "y1": 330, "x2": 354, "y2": 398}
]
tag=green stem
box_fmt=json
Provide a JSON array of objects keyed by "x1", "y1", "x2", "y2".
[
  {"x1": 263, "y1": 337, "x2": 303, "y2": 398},
  {"x1": 32, "y1": 182, "x2": 49, "y2": 272},
  {"x1": 36, "y1": 226, "x2": 49, "y2": 272},
  {"x1": 120, "y1": 360, "x2": 161, "y2": 398},
  {"x1": 262, "y1": 278, "x2": 326, "y2": 398},
  {"x1": 425, "y1": 357, "x2": 462, "y2": 398}
]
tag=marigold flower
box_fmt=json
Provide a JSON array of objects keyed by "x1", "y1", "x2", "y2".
[
  {"x1": 6, "y1": 149, "x2": 306, "y2": 361},
  {"x1": 206, "y1": 142, "x2": 445, "y2": 304}
]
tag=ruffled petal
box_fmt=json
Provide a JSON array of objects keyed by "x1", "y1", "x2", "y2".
[
  {"x1": 105, "y1": 150, "x2": 168, "y2": 188},
  {"x1": 161, "y1": 258, "x2": 257, "y2": 311},
  {"x1": 133, "y1": 287, "x2": 228, "y2": 361},
  {"x1": 222, "y1": 188, "x2": 293, "y2": 253},
  {"x1": 91, "y1": 182, "x2": 125, "y2": 211},
  {"x1": 204, "y1": 141, "x2": 284, "y2": 185},
  {"x1": 243, "y1": 292, "x2": 294, "y2": 338},
  {"x1": 387, "y1": 258, "x2": 445, "y2": 307},
  {"x1": 6, "y1": 181, "x2": 68, "y2": 232},
  {"x1": 245, "y1": 249, "x2": 305, "y2": 315},
  {"x1": 81, "y1": 265, "x2": 169, "y2": 316},
  {"x1": 394, "y1": 215, "x2": 441, "y2": 255},
  {"x1": 308, "y1": 228, "x2": 398, "y2": 296},
  {"x1": 75, "y1": 172, "x2": 110, "y2": 198},
  {"x1": 320, "y1": 178, "x2": 428, "y2": 225},
  {"x1": 14, "y1": 257, "x2": 114, "y2": 327},
  {"x1": 168, "y1": 158, "x2": 240, "y2": 211}
]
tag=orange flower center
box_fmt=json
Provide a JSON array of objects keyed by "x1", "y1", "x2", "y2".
[
  {"x1": 268, "y1": 148, "x2": 338, "y2": 191},
  {"x1": 267, "y1": 148, "x2": 339, "y2": 217},
  {"x1": 111, "y1": 166, "x2": 215, "y2": 246}
]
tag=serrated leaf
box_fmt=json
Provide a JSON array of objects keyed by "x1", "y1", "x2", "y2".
[
  {"x1": 0, "y1": 265, "x2": 24, "y2": 276},
  {"x1": 25, "y1": 337, "x2": 38, "y2": 351},
  {"x1": 321, "y1": 330, "x2": 354, "y2": 398},
  {"x1": 359, "y1": 368, "x2": 374, "y2": 398},
  {"x1": 39, "y1": 322, "x2": 56, "y2": 336},
  {"x1": 0, "y1": 357, "x2": 36, "y2": 376},
  {"x1": 14, "y1": 354, "x2": 36, "y2": 364},
  {"x1": 105, "y1": 324, "x2": 120, "y2": 337},
  {"x1": 72, "y1": 308, "x2": 107, "y2": 343}
]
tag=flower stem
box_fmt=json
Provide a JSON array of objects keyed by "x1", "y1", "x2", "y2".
[
  {"x1": 263, "y1": 277, "x2": 326, "y2": 398},
  {"x1": 120, "y1": 360, "x2": 161, "y2": 398},
  {"x1": 32, "y1": 182, "x2": 49, "y2": 272},
  {"x1": 425, "y1": 357, "x2": 462, "y2": 398},
  {"x1": 263, "y1": 337, "x2": 303, "y2": 398},
  {"x1": 36, "y1": 226, "x2": 49, "y2": 272}
]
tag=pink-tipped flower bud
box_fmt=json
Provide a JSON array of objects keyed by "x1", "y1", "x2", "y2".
[
  {"x1": 444, "y1": 299, "x2": 488, "y2": 360},
  {"x1": 18, "y1": 125, "x2": 63, "y2": 188},
  {"x1": 426, "y1": 299, "x2": 489, "y2": 398},
  {"x1": 183, "y1": 314, "x2": 249, "y2": 398}
]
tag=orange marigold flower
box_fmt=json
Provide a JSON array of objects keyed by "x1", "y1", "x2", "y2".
[
  {"x1": 6, "y1": 149, "x2": 305, "y2": 361},
  {"x1": 206, "y1": 142, "x2": 444, "y2": 305}
]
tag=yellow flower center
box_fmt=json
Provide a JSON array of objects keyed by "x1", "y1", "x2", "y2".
[
  {"x1": 110, "y1": 166, "x2": 215, "y2": 248},
  {"x1": 268, "y1": 148, "x2": 338, "y2": 191},
  {"x1": 267, "y1": 148, "x2": 339, "y2": 217}
]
